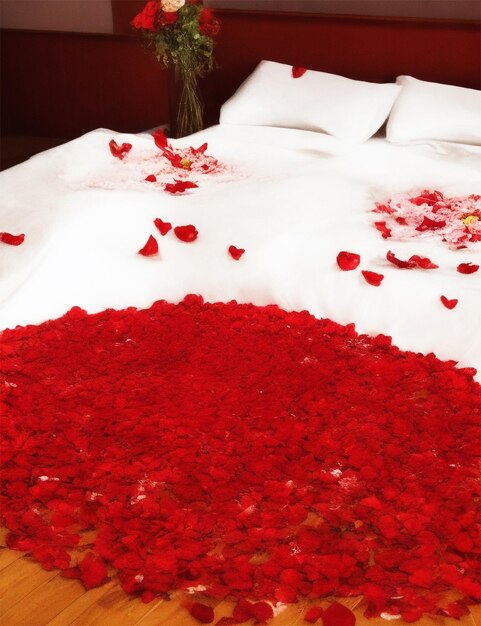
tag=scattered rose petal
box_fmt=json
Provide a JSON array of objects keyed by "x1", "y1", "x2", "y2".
[
  {"x1": 189, "y1": 602, "x2": 215, "y2": 624},
  {"x1": 109, "y1": 139, "x2": 132, "y2": 160},
  {"x1": 192, "y1": 142, "x2": 208, "y2": 154},
  {"x1": 374, "y1": 221, "x2": 391, "y2": 239},
  {"x1": 408, "y1": 254, "x2": 438, "y2": 269},
  {"x1": 440, "y1": 295, "x2": 458, "y2": 309},
  {"x1": 386, "y1": 251, "x2": 438, "y2": 269},
  {"x1": 362, "y1": 270, "x2": 384, "y2": 286},
  {"x1": 152, "y1": 128, "x2": 168, "y2": 149},
  {"x1": 137, "y1": 235, "x2": 159, "y2": 256},
  {"x1": 154, "y1": 218, "x2": 172, "y2": 236},
  {"x1": 145, "y1": 174, "x2": 157, "y2": 182},
  {"x1": 304, "y1": 606, "x2": 324, "y2": 623},
  {"x1": 322, "y1": 602, "x2": 355, "y2": 626},
  {"x1": 440, "y1": 602, "x2": 469, "y2": 618},
  {"x1": 79, "y1": 553, "x2": 108, "y2": 589},
  {"x1": 164, "y1": 180, "x2": 199, "y2": 194},
  {"x1": 457, "y1": 263, "x2": 479, "y2": 274},
  {"x1": 337, "y1": 251, "x2": 361, "y2": 271},
  {"x1": 416, "y1": 216, "x2": 446, "y2": 231},
  {"x1": 228, "y1": 245, "x2": 245, "y2": 260},
  {"x1": 251, "y1": 602, "x2": 274, "y2": 623},
  {"x1": 174, "y1": 225, "x2": 198, "y2": 242},
  {"x1": 292, "y1": 66, "x2": 307, "y2": 78},
  {"x1": 1, "y1": 232, "x2": 25, "y2": 246}
]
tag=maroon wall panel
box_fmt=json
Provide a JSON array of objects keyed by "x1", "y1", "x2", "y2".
[{"x1": 1, "y1": 30, "x2": 170, "y2": 139}]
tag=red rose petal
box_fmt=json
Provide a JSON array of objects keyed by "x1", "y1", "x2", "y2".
[
  {"x1": 137, "y1": 235, "x2": 159, "y2": 256},
  {"x1": 1, "y1": 232, "x2": 25, "y2": 246},
  {"x1": 189, "y1": 602, "x2": 215, "y2": 624},
  {"x1": 362, "y1": 270, "x2": 384, "y2": 286},
  {"x1": 79, "y1": 553, "x2": 108, "y2": 590},
  {"x1": 292, "y1": 66, "x2": 307, "y2": 78},
  {"x1": 457, "y1": 263, "x2": 479, "y2": 274},
  {"x1": 109, "y1": 139, "x2": 132, "y2": 160},
  {"x1": 152, "y1": 128, "x2": 168, "y2": 149},
  {"x1": 154, "y1": 218, "x2": 172, "y2": 236},
  {"x1": 440, "y1": 602, "x2": 469, "y2": 619},
  {"x1": 304, "y1": 606, "x2": 324, "y2": 623},
  {"x1": 228, "y1": 245, "x2": 245, "y2": 260},
  {"x1": 408, "y1": 255, "x2": 438, "y2": 269},
  {"x1": 337, "y1": 251, "x2": 361, "y2": 271},
  {"x1": 233, "y1": 599, "x2": 254, "y2": 622},
  {"x1": 322, "y1": 602, "x2": 355, "y2": 626},
  {"x1": 192, "y1": 142, "x2": 208, "y2": 154},
  {"x1": 145, "y1": 174, "x2": 157, "y2": 182},
  {"x1": 374, "y1": 221, "x2": 391, "y2": 239},
  {"x1": 440, "y1": 295, "x2": 458, "y2": 309},
  {"x1": 415, "y1": 216, "x2": 446, "y2": 231},
  {"x1": 251, "y1": 602, "x2": 274, "y2": 623},
  {"x1": 174, "y1": 225, "x2": 198, "y2": 242},
  {"x1": 164, "y1": 180, "x2": 199, "y2": 194}
]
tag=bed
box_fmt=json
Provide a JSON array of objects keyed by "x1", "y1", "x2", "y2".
[{"x1": 1, "y1": 58, "x2": 480, "y2": 626}]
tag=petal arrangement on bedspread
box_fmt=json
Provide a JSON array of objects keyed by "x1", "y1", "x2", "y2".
[{"x1": 1, "y1": 297, "x2": 480, "y2": 622}]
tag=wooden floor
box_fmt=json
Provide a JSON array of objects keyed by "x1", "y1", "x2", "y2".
[{"x1": 0, "y1": 533, "x2": 479, "y2": 626}]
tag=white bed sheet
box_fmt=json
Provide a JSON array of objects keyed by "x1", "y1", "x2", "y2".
[{"x1": 1, "y1": 125, "x2": 480, "y2": 376}]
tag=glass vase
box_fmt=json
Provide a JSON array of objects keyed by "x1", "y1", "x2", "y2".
[{"x1": 175, "y1": 65, "x2": 203, "y2": 138}]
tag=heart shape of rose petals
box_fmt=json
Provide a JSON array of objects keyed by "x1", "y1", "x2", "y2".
[
  {"x1": 1, "y1": 232, "x2": 25, "y2": 246},
  {"x1": 440, "y1": 296, "x2": 458, "y2": 309},
  {"x1": 457, "y1": 263, "x2": 479, "y2": 274},
  {"x1": 154, "y1": 218, "x2": 172, "y2": 236},
  {"x1": 292, "y1": 66, "x2": 307, "y2": 78},
  {"x1": 228, "y1": 245, "x2": 245, "y2": 260},
  {"x1": 362, "y1": 270, "x2": 384, "y2": 286},
  {"x1": 337, "y1": 251, "x2": 360, "y2": 271},
  {"x1": 137, "y1": 235, "x2": 159, "y2": 256},
  {"x1": 174, "y1": 225, "x2": 198, "y2": 242},
  {"x1": 109, "y1": 139, "x2": 132, "y2": 160}
]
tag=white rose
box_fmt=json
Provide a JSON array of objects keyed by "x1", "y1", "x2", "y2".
[{"x1": 161, "y1": 0, "x2": 185, "y2": 11}]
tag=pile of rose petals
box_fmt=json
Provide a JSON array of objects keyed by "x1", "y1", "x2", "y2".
[{"x1": 1, "y1": 297, "x2": 480, "y2": 624}]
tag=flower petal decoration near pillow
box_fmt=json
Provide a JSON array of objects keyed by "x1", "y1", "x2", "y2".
[
  {"x1": 386, "y1": 76, "x2": 481, "y2": 145},
  {"x1": 219, "y1": 60, "x2": 401, "y2": 143}
]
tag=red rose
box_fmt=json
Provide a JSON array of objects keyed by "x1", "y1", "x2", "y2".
[
  {"x1": 162, "y1": 11, "x2": 178, "y2": 25},
  {"x1": 131, "y1": 1, "x2": 158, "y2": 31}
]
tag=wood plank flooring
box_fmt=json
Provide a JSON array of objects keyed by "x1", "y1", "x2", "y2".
[{"x1": 0, "y1": 544, "x2": 479, "y2": 626}]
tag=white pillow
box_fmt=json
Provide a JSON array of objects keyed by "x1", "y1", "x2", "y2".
[
  {"x1": 387, "y1": 76, "x2": 481, "y2": 145},
  {"x1": 219, "y1": 60, "x2": 401, "y2": 143}
]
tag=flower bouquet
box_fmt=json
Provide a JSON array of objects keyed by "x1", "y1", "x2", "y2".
[{"x1": 132, "y1": 0, "x2": 220, "y2": 137}]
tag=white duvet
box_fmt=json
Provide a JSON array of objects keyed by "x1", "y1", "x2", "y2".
[{"x1": 1, "y1": 125, "x2": 480, "y2": 376}]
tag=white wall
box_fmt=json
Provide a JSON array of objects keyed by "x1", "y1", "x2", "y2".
[
  {"x1": 205, "y1": 0, "x2": 481, "y2": 20},
  {"x1": 0, "y1": 0, "x2": 113, "y2": 33}
]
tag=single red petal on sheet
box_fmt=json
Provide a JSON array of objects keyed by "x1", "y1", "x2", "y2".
[
  {"x1": 322, "y1": 602, "x2": 355, "y2": 626},
  {"x1": 164, "y1": 180, "x2": 199, "y2": 194},
  {"x1": 440, "y1": 296, "x2": 458, "y2": 309},
  {"x1": 174, "y1": 225, "x2": 198, "y2": 242},
  {"x1": 457, "y1": 262, "x2": 479, "y2": 274},
  {"x1": 154, "y1": 218, "x2": 172, "y2": 236},
  {"x1": 409, "y1": 255, "x2": 438, "y2": 269},
  {"x1": 79, "y1": 553, "x2": 109, "y2": 589},
  {"x1": 386, "y1": 250, "x2": 415, "y2": 268},
  {"x1": 374, "y1": 221, "x2": 391, "y2": 239},
  {"x1": 192, "y1": 142, "x2": 208, "y2": 154},
  {"x1": 1, "y1": 232, "x2": 25, "y2": 246},
  {"x1": 337, "y1": 251, "x2": 361, "y2": 271},
  {"x1": 228, "y1": 245, "x2": 245, "y2": 260},
  {"x1": 415, "y1": 216, "x2": 446, "y2": 231},
  {"x1": 188, "y1": 602, "x2": 215, "y2": 623},
  {"x1": 362, "y1": 270, "x2": 384, "y2": 286},
  {"x1": 145, "y1": 174, "x2": 157, "y2": 182},
  {"x1": 109, "y1": 139, "x2": 132, "y2": 160},
  {"x1": 292, "y1": 66, "x2": 307, "y2": 78},
  {"x1": 152, "y1": 128, "x2": 168, "y2": 149},
  {"x1": 304, "y1": 606, "x2": 324, "y2": 623},
  {"x1": 137, "y1": 235, "x2": 159, "y2": 256}
]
